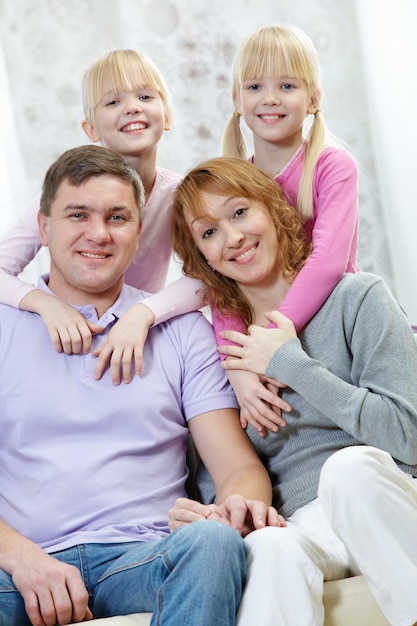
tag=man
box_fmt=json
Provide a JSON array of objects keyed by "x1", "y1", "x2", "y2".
[{"x1": 0, "y1": 145, "x2": 282, "y2": 626}]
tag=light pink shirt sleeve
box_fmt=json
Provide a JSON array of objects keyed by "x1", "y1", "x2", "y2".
[
  {"x1": 212, "y1": 147, "x2": 359, "y2": 349},
  {"x1": 142, "y1": 275, "x2": 205, "y2": 324},
  {"x1": 0, "y1": 194, "x2": 42, "y2": 308}
]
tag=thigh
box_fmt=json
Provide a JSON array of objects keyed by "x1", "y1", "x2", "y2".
[
  {"x1": 0, "y1": 568, "x2": 32, "y2": 626},
  {"x1": 93, "y1": 520, "x2": 246, "y2": 623}
]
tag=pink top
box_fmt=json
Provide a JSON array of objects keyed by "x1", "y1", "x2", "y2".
[
  {"x1": 0, "y1": 167, "x2": 181, "y2": 308},
  {"x1": 146, "y1": 142, "x2": 359, "y2": 337}
]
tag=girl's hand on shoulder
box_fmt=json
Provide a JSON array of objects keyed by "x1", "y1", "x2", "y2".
[
  {"x1": 20, "y1": 289, "x2": 102, "y2": 354},
  {"x1": 93, "y1": 302, "x2": 155, "y2": 385},
  {"x1": 226, "y1": 368, "x2": 290, "y2": 437}
]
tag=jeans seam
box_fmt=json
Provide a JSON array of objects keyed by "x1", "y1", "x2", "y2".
[{"x1": 97, "y1": 549, "x2": 173, "y2": 584}]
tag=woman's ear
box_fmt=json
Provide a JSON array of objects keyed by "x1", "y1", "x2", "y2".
[{"x1": 81, "y1": 119, "x2": 101, "y2": 143}]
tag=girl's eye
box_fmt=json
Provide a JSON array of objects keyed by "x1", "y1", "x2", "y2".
[
  {"x1": 233, "y1": 208, "x2": 247, "y2": 218},
  {"x1": 282, "y1": 83, "x2": 294, "y2": 90},
  {"x1": 248, "y1": 84, "x2": 260, "y2": 91}
]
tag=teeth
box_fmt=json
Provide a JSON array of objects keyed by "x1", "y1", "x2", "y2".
[
  {"x1": 80, "y1": 252, "x2": 107, "y2": 259},
  {"x1": 260, "y1": 114, "x2": 283, "y2": 120},
  {"x1": 235, "y1": 247, "x2": 256, "y2": 261},
  {"x1": 122, "y1": 122, "x2": 146, "y2": 132}
]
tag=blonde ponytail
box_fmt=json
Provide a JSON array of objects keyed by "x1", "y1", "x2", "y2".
[
  {"x1": 297, "y1": 110, "x2": 330, "y2": 220},
  {"x1": 221, "y1": 112, "x2": 247, "y2": 159}
]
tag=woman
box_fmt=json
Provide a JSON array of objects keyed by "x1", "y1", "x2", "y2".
[{"x1": 169, "y1": 156, "x2": 417, "y2": 626}]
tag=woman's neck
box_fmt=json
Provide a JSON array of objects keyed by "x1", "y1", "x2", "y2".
[{"x1": 239, "y1": 272, "x2": 291, "y2": 327}]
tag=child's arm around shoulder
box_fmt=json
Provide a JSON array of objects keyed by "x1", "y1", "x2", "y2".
[
  {"x1": 93, "y1": 275, "x2": 205, "y2": 384},
  {"x1": 0, "y1": 194, "x2": 103, "y2": 353},
  {"x1": 278, "y1": 146, "x2": 359, "y2": 330}
]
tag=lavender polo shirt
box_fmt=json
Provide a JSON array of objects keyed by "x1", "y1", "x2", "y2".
[{"x1": 0, "y1": 277, "x2": 238, "y2": 553}]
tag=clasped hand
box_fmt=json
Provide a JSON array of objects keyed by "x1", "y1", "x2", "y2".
[{"x1": 168, "y1": 494, "x2": 286, "y2": 538}]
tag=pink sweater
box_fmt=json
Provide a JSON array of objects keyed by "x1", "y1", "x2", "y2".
[
  {"x1": 145, "y1": 143, "x2": 359, "y2": 336},
  {"x1": 0, "y1": 167, "x2": 181, "y2": 308}
]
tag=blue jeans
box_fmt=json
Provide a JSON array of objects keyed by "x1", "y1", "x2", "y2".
[{"x1": 0, "y1": 520, "x2": 246, "y2": 626}]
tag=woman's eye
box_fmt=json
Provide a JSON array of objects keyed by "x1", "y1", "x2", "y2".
[
  {"x1": 234, "y1": 208, "x2": 246, "y2": 218},
  {"x1": 202, "y1": 228, "x2": 216, "y2": 239}
]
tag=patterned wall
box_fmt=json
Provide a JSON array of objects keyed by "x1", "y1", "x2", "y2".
[{"x1": 0, "y1": 0, "x2": 394, "y2": 288}]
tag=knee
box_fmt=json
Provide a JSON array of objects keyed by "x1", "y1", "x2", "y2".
[
  {"x1": 179, "y1": 519, "x2": 246, "y2": 564},
  {"x1": 244, "y1": 526, "x2": 312, "y2": 566},
  {"x1": 319, "y1": 446, "x2": 395, "y2": 510}
]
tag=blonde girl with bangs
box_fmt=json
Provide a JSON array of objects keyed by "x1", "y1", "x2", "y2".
[
  {"x1": 218, "y1": 23, "x2": 359, "y2": 331},
  {"x1": 0, "y1": 49, "x2": 181, "y2": 366}
]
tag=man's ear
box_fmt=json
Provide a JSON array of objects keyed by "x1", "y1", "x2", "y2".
[
  {"x1": 38, "y1": 212, "x2": 49, "y2": 247},
  {"x1": 81, "y1": 119, "x2": 100, "y2": 143}
]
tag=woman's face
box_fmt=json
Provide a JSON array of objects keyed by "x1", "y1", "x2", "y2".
[{"x1": 185, "y1": 191, "x2": 280, "y2": 289}]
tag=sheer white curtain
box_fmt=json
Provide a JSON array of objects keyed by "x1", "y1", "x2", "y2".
[
  {"x1": 355, "y1": 0, "x2": 417, "y2": 322},
  {"x1": 0, "y1": 39, "x2": 30, "y2": 238}
]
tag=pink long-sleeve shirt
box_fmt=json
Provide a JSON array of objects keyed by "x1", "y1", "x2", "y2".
[{"x1": 0, "y1": 167, "x2": 181, "y2": 307}]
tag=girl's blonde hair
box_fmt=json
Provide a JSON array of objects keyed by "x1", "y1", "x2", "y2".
[
  {"x1": 82, "y1": 49, "x2": 173, "y2": 126},
  {"x1": 222, "y1": 24, "x2": 333, "y2": 220},
  {"x1": 171, "y1": 157, "x2": 311, "y2": 328}
]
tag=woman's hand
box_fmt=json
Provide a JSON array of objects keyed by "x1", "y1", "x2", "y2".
[
  {"x1": 226, "y1": 368, "x2": 290, "y2": 437},
  {"x1": 20, "y1": 289, "x2": 103, "y2": 354},
  {"x1": 168, "y1": 495, "x2": 286, "y2": 537},
  {"x1": 219, "y1": 311, "x2": 297, "y2": 375},
  {"x1": 93, "y1": 302, "x2": 155, "y2": 385}
]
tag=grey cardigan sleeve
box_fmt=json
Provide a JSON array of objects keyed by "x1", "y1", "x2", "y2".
[{"x1": 266, "y1": 275, "x2": 417, "y2": 466}]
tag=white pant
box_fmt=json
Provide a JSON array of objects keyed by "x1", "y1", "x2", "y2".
[{"x1": 237, "y1": 446, "x2": 417, "y2": 626}]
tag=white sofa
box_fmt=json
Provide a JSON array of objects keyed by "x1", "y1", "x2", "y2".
[{"x1": 88, "y1": 574, "x2": 390, "y2": 625}]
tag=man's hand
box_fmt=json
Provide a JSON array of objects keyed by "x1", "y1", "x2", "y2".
[
  {"x1": 93, "y1": 302, "x2": 155, "y2": 384},
  {"x1": 10, "y1": 545, "x2": 92, "y2": 626},
  {"x1": 219, "y1": 311, "x2": 297, "y2": 375},
  {"x1": 169, "y1": 495, "x2": 285, "y2": 538}
]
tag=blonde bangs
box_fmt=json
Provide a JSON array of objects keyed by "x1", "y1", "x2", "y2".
[
  {"x1": 83, "y1": 50, "x2": 172, "y2": 121},
  {"x1": 233, "y1": 25, "x2": 320, "y2": 94}
]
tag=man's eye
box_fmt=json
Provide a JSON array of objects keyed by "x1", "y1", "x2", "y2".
[
  {"x1": 70, "y1": 213, "x2": 85, "y2": 219},
  {"x1": 109, "y1": 214, "x2": 126, "y2": 222}
]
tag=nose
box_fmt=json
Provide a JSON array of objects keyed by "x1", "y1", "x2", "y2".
[
  {"x1": 225, "y1": 225, "x2": 244, "y2": 248},
  {"x1": 123, "y1": 94, "x2": 143, "y2": 115},
  {"x1": 262, "y1": 89, "x2": 281, "y2": 106},
  {"x1": 85, "y1": 217, "x2": 112, "y2": 244}
]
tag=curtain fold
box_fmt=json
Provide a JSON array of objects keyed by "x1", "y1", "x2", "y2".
[{"x1": 354, "y1": 0, "x2": 417, "y2": 321}]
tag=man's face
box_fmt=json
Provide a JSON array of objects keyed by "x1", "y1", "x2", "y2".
[{"x1": 38, "y1": 174, "x2": 141, "y2": 309}]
